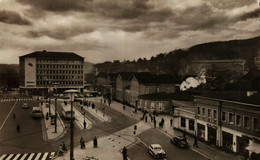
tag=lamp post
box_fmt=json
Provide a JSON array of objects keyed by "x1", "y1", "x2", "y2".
[{"x1": 64, "y1": 89, "x2": 79, "y2": 160}]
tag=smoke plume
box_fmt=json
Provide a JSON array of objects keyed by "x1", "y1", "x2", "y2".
[{"x1": 180, "y1": 69, "x2": 207, "y2": 91}]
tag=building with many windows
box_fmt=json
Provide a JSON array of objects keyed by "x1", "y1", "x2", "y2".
[
  {"x1": 19, "y1": 50, "x2": 84, "y2": 94},
  {"x1": 194, "y1": 91, "x2": 260, "y2": 158}
]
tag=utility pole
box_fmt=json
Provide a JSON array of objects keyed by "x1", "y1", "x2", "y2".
[{"x1": 55, "y1": 96, "x2": 57, "y2": 133}]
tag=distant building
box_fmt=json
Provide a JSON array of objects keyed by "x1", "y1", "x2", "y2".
[
  {"x1": 254, "y1": 50, "x2": 260, "y2": 70},
  {"x1": 194, "y1": 91, "x2": 260, "y2": 158},
  {"x1": 129, "y1": 73, "x2": 176, "y2": 107},
  {"x1": 116, "y1": 72, "x2": 135, "y2": 102},
  {"x1": 19, "y1": 50, "x2": 84, "y2": 94}
]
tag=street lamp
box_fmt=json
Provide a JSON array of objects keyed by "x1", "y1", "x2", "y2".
[{"x1": 64, "y1": 89, "x2": 79, "y2": 160}]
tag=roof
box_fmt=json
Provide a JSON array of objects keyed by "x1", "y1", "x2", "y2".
[
  {"x1": 20, "y1": 50, "x2": 84, "y2": 60},
  {"x1": 118, "y1": 72, "x2": 136, "y2": 80},
  {"x1": 139, "y1": 92, "x2": 194, "y2": 101},
  {"x1": 130, "y1": 73, "x2": 176, "y2": 84},
  {"x1": 194, "y1": 91, "x2": 260, "y2": 105}
]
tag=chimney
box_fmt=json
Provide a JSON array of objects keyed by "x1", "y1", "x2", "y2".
[{"x1": 246, "y1": 91, "x2": 257, "y2": 97}]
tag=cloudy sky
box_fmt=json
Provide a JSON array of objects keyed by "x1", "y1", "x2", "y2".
[{"x1": 0, "y1": 0, "x2": 259, "y2": 64}]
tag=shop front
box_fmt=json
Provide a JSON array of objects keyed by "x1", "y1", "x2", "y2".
[
  {"x1": 222, "y1": 131, "x2": 233, "y2": 152},
  {"x1": 198, "y1": 123, "x2": 206, "y2": 141},
  {"x1": 207, "y1": 125, "x2": 217, "y2": 145}
]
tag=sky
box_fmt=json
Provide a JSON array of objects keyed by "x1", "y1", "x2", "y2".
[{"x1": 0, "y1": 0, "x2": 259, "y2": 64}]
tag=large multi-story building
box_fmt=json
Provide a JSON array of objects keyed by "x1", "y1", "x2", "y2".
[
  {"x1": 19, "y1": 50, "x2": 84, "y2": 94},
  {"x1": 194, "y1": 91, "x2": 260, "y2": 158}
]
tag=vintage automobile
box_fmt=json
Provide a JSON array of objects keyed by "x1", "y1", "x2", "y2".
[
  {"x1": 148, "y1": 144, "x2": 166, "y2": 158},
  {"x1": 22, "y1": 102, "x2": 29, "y2": 109},
  {"x1": 170, "y1": 136, "x2": 189, "y2": 148}
]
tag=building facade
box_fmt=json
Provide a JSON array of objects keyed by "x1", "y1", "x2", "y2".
[
  {"x1": 19, "y1": 50, "x2": 84, "y2": 94},
  {"x1": 194, "y1": 92, "x2": 260, "y2": 158},
  {"x1": 115, "y1": 72, "x2": 134, "y2": 102}
]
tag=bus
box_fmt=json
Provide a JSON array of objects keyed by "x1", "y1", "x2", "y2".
[
  {"x1": 61, "y1": 103, "x2": 75, "y2": 120},
  {"x1": 32, "y1": 106, "x2": 43, "y2": 119}
]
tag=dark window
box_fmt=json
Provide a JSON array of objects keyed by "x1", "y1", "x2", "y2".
[
  {"x1": 197, "y1": 107, "x2": 200, "y2": 115},
  {"x1": 208, "y1": 109, "x2": 211, "y2": 118},
  {"x1": 253, "y1": 118, "x2": 259, "y2": 130},
  {"x1": 229, "y1": 113, "x2": 234, "y2": 124},
  {"x1": 189, "y1": 119, "x2": 194, "y2": 131},
  {"x1": 202, "y1": 108, "x2": 205, "y2": 117},
  {"x1": 244, "y1": 116, "x2": 250, "y2": 128},
  {"x1": 222, "y1": 112, "x2": 226, "y2": 121},
  {"x1": 181, "y1": 117, "x2": 186, "y2": 128},
  {"x1": 213, "y1": 110, "x2": 217, "y2": 119},
  {"x1": 236, "y1": 115, "x2": 241, "y2": 126}
]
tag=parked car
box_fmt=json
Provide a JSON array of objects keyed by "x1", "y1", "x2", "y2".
[
  {"x1": 22, "y1": 102, "x2": 29, "y2": 109},
  {"x1": 171, "y1": 136, "x2": 188, "y2": 148},
  {"x1": 32, "y1": 106, "x2": 43, "y2": 119},
  {"x1": 148, "y1": 144, "x2": 166, "y2": 158}
]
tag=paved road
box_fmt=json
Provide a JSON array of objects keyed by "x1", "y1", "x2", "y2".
[
  {"x1": 128, "y1": 128, "x2": 208, "y2": 160},
  {"x1": 0, "y1": 99, "x2": 53, "y2": 154}
]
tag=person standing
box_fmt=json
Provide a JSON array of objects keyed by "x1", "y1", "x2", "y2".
[
  {"x1": 93, "y1": 136, "x2": 98, "y2": 148},
  {"x1": 170, "y1": 119, "x2": 173, "y2": 126},
  {"x1": 62, "y1": 141, "x2": 67, "y2": 151},
  {"x1": 13, "y1": 113, "x2": 16, "y2": 119},
  {"x1": 154, "y1": 119, "x2": 156, "y2": 128},
  {"x1": 80, "y1": 137, "x2": 85, "y2": 149},
  {"x1": 16, "y1": 125, "x2": 20, "y2": 133},
  {"x1": 83, "y1": 120, "x2": 86, "y2": 129},
  {"x1": 122, "y1": 146, "x2": 127, "y2": 160},
  {"x1": 193, "y1": 137, "x2": 198, "y2": 148}
]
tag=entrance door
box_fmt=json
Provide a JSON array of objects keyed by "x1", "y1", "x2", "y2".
[
  {"x1": 208, "y1": 127, "x2": 217, "y2": 145},
  {"x1": 222, "y1": 131, "x2": 233, "y2": 152}
]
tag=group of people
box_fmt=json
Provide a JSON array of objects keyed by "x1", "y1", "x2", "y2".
[
  {"x1": 100, "y1": 98, "x2": 111, "y2": 106},
  {"x1": 57, "y1": 142, "x2": 67, "y2": 156}
]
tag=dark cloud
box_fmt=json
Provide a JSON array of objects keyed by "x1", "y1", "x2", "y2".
[
  {"x1": 16, "y1": 0, "x2": 92, "y2": 12},
  {"x1": 26, "y1": 26, "x2": 94, "y2": 40},
  {"x1": 0, "y1": 10, "x2": 31, "y2": 25},
  {"x1": 237, "y1": 8, "x2": 260, "y2": 21}
]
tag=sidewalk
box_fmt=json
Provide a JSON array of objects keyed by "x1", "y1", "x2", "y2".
[
  {"x1": 55, "y1": 121, "x2": 151, "y2": 160},
  {"x1": 41, "y1": 102, "x2": 66, "y2": 141},
  {"x1": 88, "y1": 97, "x2": 242, "y2": 160}
]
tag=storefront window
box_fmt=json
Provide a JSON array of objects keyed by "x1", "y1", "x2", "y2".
[{"x1": 198, "y1": 124, "x2": 205, "y2": 139}]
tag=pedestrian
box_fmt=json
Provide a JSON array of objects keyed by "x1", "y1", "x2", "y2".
[
  {"x1": 92, "y1": 103, "x2": 95, "y2": 109},
  {"x1": 81, "y1": 105, "x2": 83, "y2": 111},
  {"x1": 93, "y1": 136, "x2": 98, "y2": 148},
  {"x1": 100, "y1": 98, "x2": 102, "y2": 104},
  {"x1": 122, "y1": 146, "x2": 127, "y2": 160},
  {"x1": 58, "y1": 144, "x2": 64, "y2": 156},
  {"x1": 16, "y1": 125, "x2": 20, "y2": 133},
  {"x1": 83, "y1": 120, "x2": 86, "y2": 129},
  {"x1": 123, "y1": 104, "x2": 125, "y2": 110},
  {"x1": 104, "y1": 99, "x2": 106, "y2": 104},
  {"x1": 154, "y1": 119, "x2": 156, "y2": 128},
  {"x1": 80, "y1": 137, "x2": 85, "y2": 149},
  {"x1": 193, "y1": 137, "x2": 198, "y2": 148},
  {"x1": 170, "y1": 119, "x2": 173, "y2": 126},
  {"x1": 13, "y1": 113, "x2": 16, "y2": 119},
  {"x1": 62, "y1": 141, "x2": 67, "y2": 151},
  {"x1": 145, "y1": 116, "x2": 147, "y2": 122}
]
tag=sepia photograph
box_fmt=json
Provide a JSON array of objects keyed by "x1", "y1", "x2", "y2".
[{"x1": 0, "y1": 0, "x2": 259, "y2": 160}]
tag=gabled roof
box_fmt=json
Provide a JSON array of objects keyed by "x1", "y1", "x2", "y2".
[
  {"x1": 20, "y1": 50, "x2": 84, "y2": 60},
  {"x1": 195, "y1": 91, "x2": 260, "y2": 105},
  {"x1": 130, "y1": 73, "x2": 176, "y2": 84},
  {"x1": 139, "y1": 92, "x2": 194, "y2": 101},
  {"x1": 118, "y1": 72, "x2": 137, "y2": 80}
]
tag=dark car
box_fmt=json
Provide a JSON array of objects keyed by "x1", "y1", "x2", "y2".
[{"x1": 171, "y1": 136, "x2": 188, "y2": 148}]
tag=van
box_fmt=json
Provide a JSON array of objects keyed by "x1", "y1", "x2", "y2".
[
  {"x1": 32, "y1": 106, "x2": 43, "y2": 119},
  {"x1": 61, "y1": 103, "x2": 75, "y2": 120}
]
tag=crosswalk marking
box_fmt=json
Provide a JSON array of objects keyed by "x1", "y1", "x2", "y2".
[
  {"x1": 5, "y1": 154, "x2": 14, "y2": 160},
  {"x1": 20, "y1": 153, "x2": 28, "y2": 160},
  {"x1": 41, "y1": 153, "x2": 48, "y2": 160},
  {"x1": 12, "y1": 154, "x2": 20, "y2": 160},
  {"x1": 0, "y1": 98, "x2": 36, "y2": 102},
  {"x1": 0, "y1": 154, "x2": 7, "y2": 160},
  {"x1": 0, "y1": 152, "x2": 55, "y2": 160}
]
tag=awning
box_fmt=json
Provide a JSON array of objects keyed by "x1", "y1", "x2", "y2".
[{"x1": 246, "y1": 142, "x2": 260, "y2": 154}]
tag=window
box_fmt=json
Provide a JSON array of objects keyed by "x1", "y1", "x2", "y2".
[
  {"x1": 244, "y1": 116, "x2": 250, "y2": 128},
  {"x1": 236, "y1": 114, "x2": 241, "y2": 126},
  {"x1": 156, "y1": 87, "x2": 159, "y2": 93},
  {"x1": 145, "y1": 87, "x2": 149, "y2": 94},
  {"x1": 189, "y1": 119, "x2": 194, "y2": 131},
  {"x1": 229, "y1": 113, "x2": 234, "y2": 124},
  {"x1": 222, "y1": 112, "x2": 226, "y2": 121},
  {"x1": 208, "y1": 109, "x2": 211, "y2": 118},
  {"x1": 181, "y1": 117, "x2": 186, "y2": 127},
  {"x1": 213, "y1": 110, "x2": 217, "y2": 120},
  {"x1": 253, "y1": 118, "x2": 259, "y2": 130},
  {"x1": 197, "y1": 107, "x2": 200, "y2": 115},
  {"x1": 166, "y1": 87, "x2": 170, "y2": 93},
  {"x1": 202, "y1": 108, "x2": 205, "y2": 117}
]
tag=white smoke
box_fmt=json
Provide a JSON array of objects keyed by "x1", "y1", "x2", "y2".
[{"x1": 180, "y1": 69, "x2": 207, "y2": 91}]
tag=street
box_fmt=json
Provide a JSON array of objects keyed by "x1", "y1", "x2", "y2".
[{"x1": 128, "y1": 128, "x2": 208, "y2": 160}]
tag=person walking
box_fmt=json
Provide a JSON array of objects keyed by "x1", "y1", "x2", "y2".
[
  {"x1": 62, "y1": 141, "x2": 67, "y2": 151},
  {"x1": 83, "y1": 120, "x2": 86, "y2": 129},
  {"x1": 93, "y1": 136, "x2": 98, "y2": 148},
  {"x1": 170, "y1": 118, "x2": 173, "y2": 126},
  {"x1": 13, "y1": 113, "x2": 16, "y2": 119},
  {"x1": 80, "y1": 137, "x2": 85, "y2": 149},
  {"x1": 145, "y1": 116, "x2": 147, "y2": 122},
  {"x1": 16, "y1": 125, "x2": 20, "y2": 133},
  {"x1": 154, "y1": 119, "x2": 156, "y2": 128},
  {"x1": 122, "y1": 146, "x2": 127, "y2": 160}
]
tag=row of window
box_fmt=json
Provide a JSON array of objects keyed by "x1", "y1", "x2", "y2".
[
  {"x1": 38, "y1": 59, "x2": 82, "y2": 64},
  {"x1": 222, "y1": 111, "x2": 259, "y2": 130},
  {"x1": 37, "y1": 70, "x2": 83, "y2": 75},
  {"x1": 37, "y1": 75, "x2": 83, "y2": 80},
  {"x1": 197, "y1": 107, "x2": 217, "y2": 119},
  {"x1": 36, "y1": 81, "x2": 83, "y2": 85},
  {"x1": 37, "y1": 64, "x2": 83, "y2": 69},
  {"x1": 180, "y1": 117, "x2": 195, "y2": 131}
]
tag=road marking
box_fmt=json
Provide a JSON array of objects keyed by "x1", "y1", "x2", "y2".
[
  {"x1": 20, "y1": 153, "x2": 28, "y2": 160},
  {"x1": 5, "y1": 154, "x2": 14, "y2": 160},
  {"x1": 0, "y1": 101, "x2": 17, "y2": 131},
  {"x1": 41, "y1": 152, "x2": 48, "y2": 160},
  {"x1": 27, "y1": 153, "x2": 35, "y2": 160},
  {"x1": 34, "y1": 153, "x2": 41, "y2": 160},
  {"x1": 12, "y1": 153, "x2": 21, "y2": 160},
  {"x1": 0, "y1": 154, "x2": 7, "y2": 160}
]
